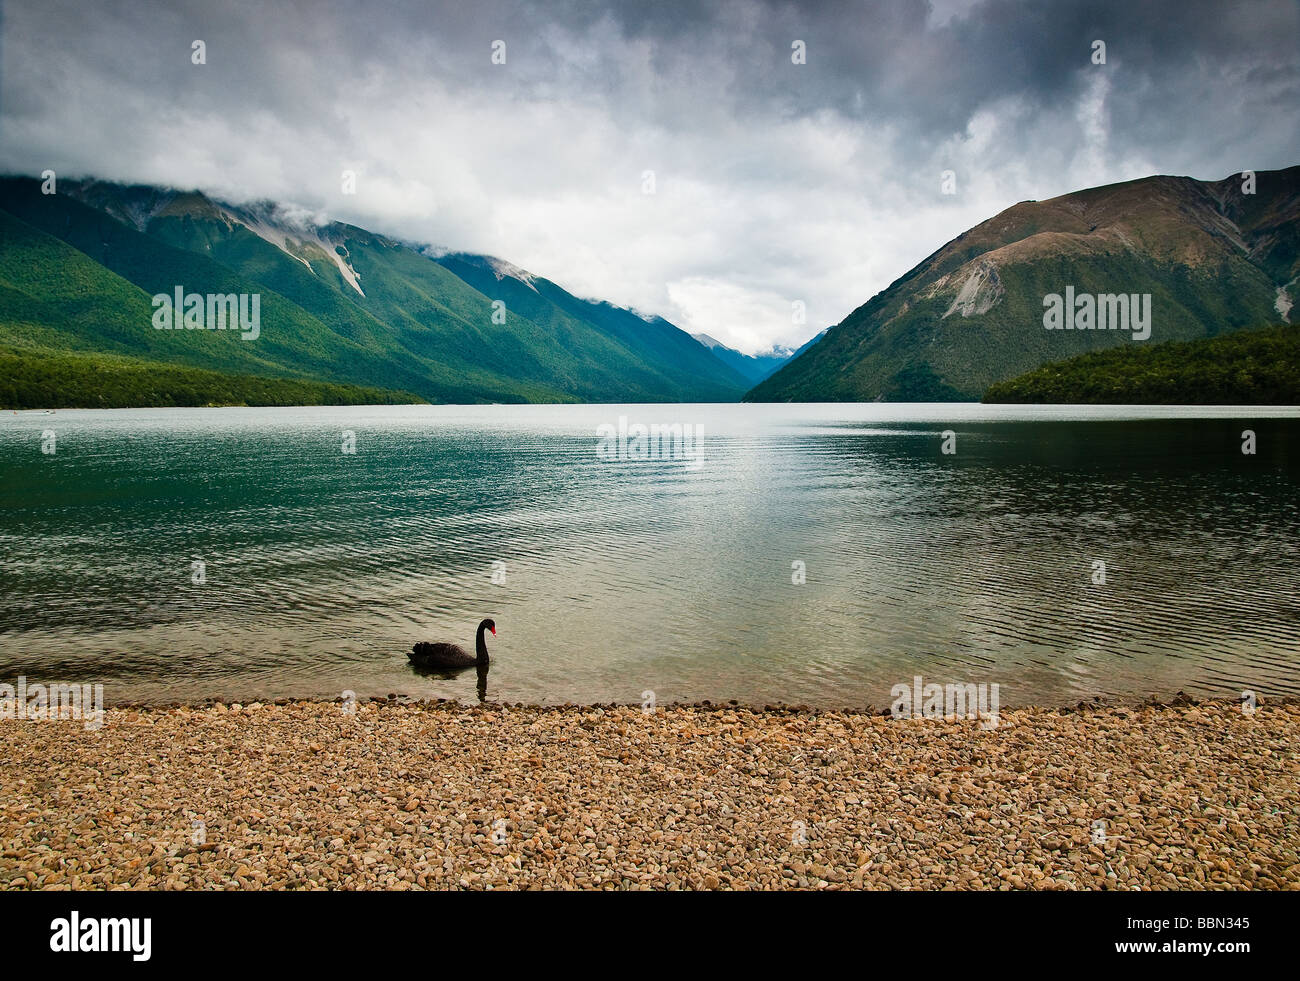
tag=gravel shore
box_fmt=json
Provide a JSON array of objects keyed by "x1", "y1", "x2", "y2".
[{"x1": 2, "y1": 698, "x2": 1297, "y2": 890}]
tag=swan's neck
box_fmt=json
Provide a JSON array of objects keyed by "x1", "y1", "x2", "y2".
[{"x1": 475, "y1": 625, "x2": 490, "y2": 664}]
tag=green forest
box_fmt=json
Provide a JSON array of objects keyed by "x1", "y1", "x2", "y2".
[
  {"x1": 984, "y1": 324, "x2": 1300, "y2": 404},
  {"x1": 0, "y1": 347, "x2": 422, "y2": 409}
]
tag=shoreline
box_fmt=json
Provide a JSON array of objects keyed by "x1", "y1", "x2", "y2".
[
  {"x1": 3, "y1": 697, "x2": 1297, "y2": 890},
  {"x1": 88, "y1": 690, "x2": 1289, "y2": 714}
]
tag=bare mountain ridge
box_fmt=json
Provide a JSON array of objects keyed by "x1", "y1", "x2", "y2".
[{"x1": 748, "y1": 166, "x2": 1298, "y2": 402}]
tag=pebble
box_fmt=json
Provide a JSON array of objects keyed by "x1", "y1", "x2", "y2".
[{"x1": 1, "y1": 698, "x2": 1295, "y2": 890}]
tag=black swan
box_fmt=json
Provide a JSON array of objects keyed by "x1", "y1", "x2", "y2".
[{"x1": 409, "y1": 618, "x2": 495, "y2": 669}]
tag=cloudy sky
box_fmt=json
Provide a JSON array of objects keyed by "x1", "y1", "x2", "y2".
[{"x1": 2, "y1": 0, "x2": 1297, "y2": 353}]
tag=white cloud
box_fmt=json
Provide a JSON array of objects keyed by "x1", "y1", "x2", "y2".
[{"x1": 1, "y1": 0, "x2": 1295, "y2": 354}]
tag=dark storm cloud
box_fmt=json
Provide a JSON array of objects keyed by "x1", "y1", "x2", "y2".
[{"x1": 1, "y1": 0, "x2": 1296, "y2": 351}]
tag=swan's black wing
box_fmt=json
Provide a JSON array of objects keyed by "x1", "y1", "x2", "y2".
[
  {"x1": 412, "y1": 642, "x2": 463, "y2": 657},
  {"x1": 410, "y1": 642, "x2": 476, "y2": 667}
]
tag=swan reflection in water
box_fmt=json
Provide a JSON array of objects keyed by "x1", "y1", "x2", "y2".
[
  {"x1": 406, "y1": 662, "x2": 491, "y2": 702},
  {"x1": 407, "y1": 618, "x2": 496, "y2": 702}
]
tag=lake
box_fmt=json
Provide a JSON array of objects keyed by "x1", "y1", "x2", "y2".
[{"x1": 1, "y1": 403, "x2": 1297, "y2": 708}]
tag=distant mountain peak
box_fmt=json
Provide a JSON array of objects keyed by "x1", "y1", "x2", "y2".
[
  {"x1": 693, "y1": 333, "x2": 798, "y2": 360},
  {"x1": 690, "y1": 332, "x2": 796, "y2": 384},
  {"x1": 747, "y1": 165, "x2": 1300, "y2": 402}
]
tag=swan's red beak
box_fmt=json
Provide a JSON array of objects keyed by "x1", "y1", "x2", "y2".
[{"x1": 491, "y1": 627, "x2": 496, "y2": 635}]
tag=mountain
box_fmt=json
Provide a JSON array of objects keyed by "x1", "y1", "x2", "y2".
[
  {"x1": 691, "y1": 333, "x2": 794, "y2": 383},
  {"x1": 429, "y1": 252, "x2": 747, "y2": 399},
  {"x1": 984, "y1": 323, "x2": 1299, "y2": 405},
  {"x1": 746, "y1": 167, "x2": 1300, "y2": 402},
  {"x1": 0, "y1": 177, "x2": 749, "y2": 405}
]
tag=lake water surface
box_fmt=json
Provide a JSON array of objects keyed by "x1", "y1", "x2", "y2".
[{"x1": 1, "y1": 403, "x2": 1297, "y2": 707}]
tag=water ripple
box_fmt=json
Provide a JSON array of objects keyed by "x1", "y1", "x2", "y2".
[{"x1": 0, "y1": 403, "x2": 1297, "y2": 706}]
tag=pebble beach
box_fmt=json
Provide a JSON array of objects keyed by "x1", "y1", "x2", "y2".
[{"x1": 2, "y1": 697, "x2": 1297, "y2": 890}]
